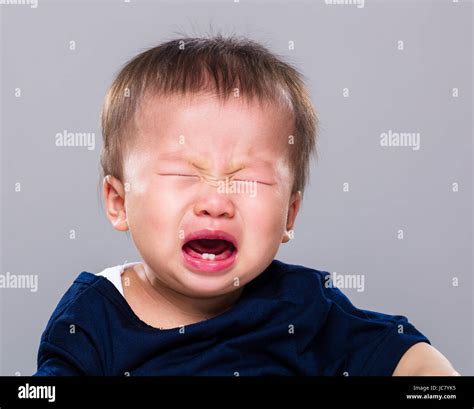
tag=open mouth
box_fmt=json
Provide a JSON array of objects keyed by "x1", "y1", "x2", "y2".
[
  {"x1": 183, "y1": 239, "x2": 236, "y2": 261},
  {"x1": 181, "y1": 230, "x2": 238, "y2": 273}
]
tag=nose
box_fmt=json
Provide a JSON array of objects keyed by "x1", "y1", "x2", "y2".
[{"x1": 193, "y1": 190, "x2": 235, "y2": 219}]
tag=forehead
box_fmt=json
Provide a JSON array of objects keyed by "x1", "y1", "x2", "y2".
[{"x1": 132, "y1": 92, "x2": 295, "y2": 162}]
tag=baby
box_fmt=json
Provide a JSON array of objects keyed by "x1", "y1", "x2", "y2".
[{"x1": 34, "y1": 35, "x2": 458, "y2": 376}]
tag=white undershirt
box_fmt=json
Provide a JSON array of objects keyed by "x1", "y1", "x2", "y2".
[{"x1": 96, "y1": 261, "x2": 142, "y2": 296}]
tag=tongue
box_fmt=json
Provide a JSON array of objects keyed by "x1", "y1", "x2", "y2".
[{"x1": 187, "y1": 239, "x2": 231, "y2": 255}]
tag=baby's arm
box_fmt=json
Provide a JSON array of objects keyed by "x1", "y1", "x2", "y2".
[
  {"x1": 393, "y1": 342, "x2": 460, "y2": 376},
  {"x1": 34, "y1": 340, "x2": 88, "y2": 376},
  {"x1": 34, "y1": 358, "x2": 82, "y2": 376}
]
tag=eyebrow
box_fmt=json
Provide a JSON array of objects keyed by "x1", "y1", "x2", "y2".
[{"x1": 158, "y1": 152, "x2": 274, "y2": 173}]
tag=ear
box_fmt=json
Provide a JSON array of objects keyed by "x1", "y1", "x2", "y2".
[
  {"x1": 281, "y1": 190, "x2": 302, "y2": 244},
  {"x1": 103, "y1": 175, "x2": 129, "y2": 232}
]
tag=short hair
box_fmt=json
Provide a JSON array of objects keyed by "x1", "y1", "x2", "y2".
[{"x1": 100, "y1": 34, "x2": 318, "y2": 194}]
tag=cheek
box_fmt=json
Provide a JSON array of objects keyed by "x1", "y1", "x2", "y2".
[
  {"x1": 128, "y1": 177, "x2": 188, "y2": 221},
  {"x1": 238, "y1": 189, "x2": 288, "y2": 242},
  {"x1": 125, "y1": 180, "x2": 184, "y2": 254}
]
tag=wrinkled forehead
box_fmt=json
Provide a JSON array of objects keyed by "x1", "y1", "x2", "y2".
[{"x1": 131, "y1": 92, "x2": 295, "y2": 163}]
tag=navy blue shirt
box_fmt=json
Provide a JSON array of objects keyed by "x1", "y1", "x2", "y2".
[{"x1": 34, "y1": 260, "x2": 429, "y2": 376}]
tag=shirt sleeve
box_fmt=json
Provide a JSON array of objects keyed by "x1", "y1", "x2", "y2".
[
  {"x1": 34, "y1": 315, "x2": 104, "y2": 376},
  {"x1": 33, "y1": 276, "x2": 108, "y2": 376},
  {"x1": 34, "y1": 341, "x2": 85, "y2": 376},
  {"x1": 361, "y1": 320, "x2": 430, "y2": 376},
  {"x1": 320, "y1": 276, "x2": 430, "y2": 376}
]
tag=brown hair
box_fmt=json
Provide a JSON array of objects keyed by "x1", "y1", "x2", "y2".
[{"x1": 100, "y1": 34, "x2": 318, "y2": 194}]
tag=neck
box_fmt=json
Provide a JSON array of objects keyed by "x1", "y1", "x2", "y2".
[{"x1": 136, "y1": 263, "x2": 244, "y2": 323}]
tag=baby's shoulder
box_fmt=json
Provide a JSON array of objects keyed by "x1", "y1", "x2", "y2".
[
  {"x1": 52, "y1": 272, "x2": 101, "y2": 312},
  {"x1": 41, "y1": 270, "x2": 116, "y2": 338},
  {"x1": 273, "y1": 259, "x2": 330, "y2": 284},
  {"x1": 269, "y1": 259, "x2": 332, "y2": 302}
]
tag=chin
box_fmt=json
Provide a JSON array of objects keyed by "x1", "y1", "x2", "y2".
[{"x1": 178, "y1": 265, "x2": 251, "y2": 297}]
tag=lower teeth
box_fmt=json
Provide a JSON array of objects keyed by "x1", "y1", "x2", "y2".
[{"x1": 201, "y1": 253, "x2": 216, "y2": 260}]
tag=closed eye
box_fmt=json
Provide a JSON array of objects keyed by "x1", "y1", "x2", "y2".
[
  {"x1": 157, "y1": 173, "x2": 274, "y2": 185},
  {"x1": 157, "y1": 173, "x2": 199, "y2": 178},
  {"x1": 233, "y1": 179, "x2": 274, "y2": 186}
]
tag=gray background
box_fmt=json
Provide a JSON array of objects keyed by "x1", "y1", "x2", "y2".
[{"x1": 0, "y1": 0, "x2": 472, "y2": 375}]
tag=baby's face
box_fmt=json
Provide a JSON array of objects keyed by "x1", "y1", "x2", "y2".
[{"x1": 106, "y1": 93, "x2": 300, "y2": 298}]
